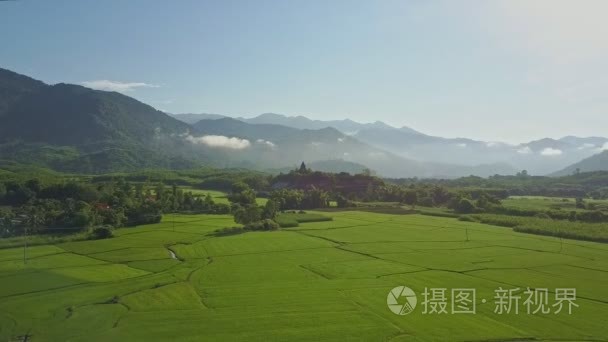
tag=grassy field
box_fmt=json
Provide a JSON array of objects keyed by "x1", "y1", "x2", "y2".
[
  {"x1": 179, "y1": 187, "x2": 268, "y2": 205},
  {"x1": 1, "y1": 212, "x2": 607, "y2": 341},
  {"x1": 504, "y1": 196, "x2": 608, "y2": 212}
]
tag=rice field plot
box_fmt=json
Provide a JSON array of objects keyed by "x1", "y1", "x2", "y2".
[{"x1": 1, "y1": 212, "x2": 608, "y2": 341}]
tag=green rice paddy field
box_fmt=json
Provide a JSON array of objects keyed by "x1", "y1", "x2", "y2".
[{"x1": 1, "y1": 212, "x2": 608, "y2": 341}]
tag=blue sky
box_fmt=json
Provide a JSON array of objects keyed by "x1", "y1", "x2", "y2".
[{"x1": 1, "y1": 0, "x2": 607, "y2": 143}]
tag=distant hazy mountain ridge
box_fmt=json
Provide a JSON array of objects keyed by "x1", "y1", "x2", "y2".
[{"x1": 173, "y1": 112, "x2": 608, "y2": 176}]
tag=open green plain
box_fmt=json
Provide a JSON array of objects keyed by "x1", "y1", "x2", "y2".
[{"x1": 1, "y1": 212, "x2": 608, "y2": 341}]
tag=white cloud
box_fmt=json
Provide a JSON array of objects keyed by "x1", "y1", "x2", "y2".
[
  {"x1": 456, "y1": 143, "x2": 467, "y2": 148},
  {"x1": 81, "y1": 80, "x2": 159, "y2": 92},
  {"x1": 256, "y1": 139, "x2": 276, "y2": 148},
  {"x1": 516, "y1": 146, "x2": 532, "y2": 154},
  {"x1": 540, "y1": 147, "x2": 563, "y2": 156},
  {"x1": 578, "y1": 143, "x2": 596, "y2": 150},
  {"x1": 485, "y1": 142, "x2": 500, "y2": 148},
  {"x1": 337, "y1": 137, "x2": 345, "y2": 143},
  {"x1": 186, "y1": 135, "x2": 250, "y2": 149},
  {"x1": 600, "y1": 142, "x2": 608, "y2": 151}
]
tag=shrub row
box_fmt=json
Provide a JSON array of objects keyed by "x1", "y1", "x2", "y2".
[
  {"x1": 467, "y1": 214, "x2": 608, "y2": 243},
  {"x1": 275, "y1": 213, "x2": 333, "y2": 228}
]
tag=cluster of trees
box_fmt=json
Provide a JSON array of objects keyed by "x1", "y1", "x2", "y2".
[
  {"x1": 269, "y1": 188, "x2": 333, "y2": 210},
  {"x1": 227, "y1": 182, "x2": 279, "y2": 231},
  {"x1": 387, "y1": 171, "x2": 608, "y2": 199},
  {"x1": 0, "y1": 178, "x2": 228, "y2": 238},
  {"x1": 446, "y1": 193, "x2": 503, "y2": 214},
  {"x1": 91, "y1": 168, "x2": 272, "y2": 193},
  {"x1": 270, "y1": 164, "x2": 512, "y2": 212}
]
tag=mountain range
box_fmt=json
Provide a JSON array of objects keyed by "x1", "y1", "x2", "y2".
[
  {"x1": 173, "y1": 112, "x2": 608, "y2": 176},
  {"x1": 1, "y1": 67, "x2": 606, "y2": 178}
]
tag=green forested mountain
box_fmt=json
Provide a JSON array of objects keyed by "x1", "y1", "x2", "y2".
[
  {"x1": 0, "y1": 70, "x2": 189, "y2": 146},
  {"x1": 0, "y1": 67, "x2": 197, "y2": 172},
  {"x1": 0, "y1": 67, "x2": 46, "y2": 118}
]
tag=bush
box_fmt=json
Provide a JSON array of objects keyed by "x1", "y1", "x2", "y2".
[
  {"x1": 455, "y1": 199, "x2": 476, "y2": 214},
  {"x1": 90, "y1": 226, "x2": 113, "y2": 239},
  {"x1": 534, "y1": 212, "x2": 551, "y2": 219},
  {"x1": 576, "y1": 210, "x2": 605, "y2": 223},
  {"x1": 419, "y1": 197, "x2": 435, "y2": 207},
  {"x1": 210, "y1": 203, "x2": 231, "y2": 214},
  {"x1": 233, "y1": 205, "x2": 262, "y2": 225},
  {"x1": 245, "y1": 219, "x2": 280, "y2": 231},
  {"x1": 458, "y1": 215, "x2": 478, "y2": 222},
  {"x1": 472, "y1": 213, "x2": 608, "y2": 243},
  {"x1": 418, "y1": 209, "x2": 459, "y2": 218},
  {"x1": 125, "y1": 212, "x2": 162, "y2": 227},
  {"x1": 275, "y1": 216, "x2": 299, "y2": 228},
  {"x1": 214, "y1": 226, "x2": 246, "y2": 236},
  {"x1": 275, "y1": 213, "x2": 332, "y2": 227}
]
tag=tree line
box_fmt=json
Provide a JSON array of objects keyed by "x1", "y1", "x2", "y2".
[{"x1": 0, "y1": 178, "x2": 229, "y2": 238}]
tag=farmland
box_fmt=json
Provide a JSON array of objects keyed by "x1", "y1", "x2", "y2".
[{"x1": 1, "y1": 211, "x2": 607, "y2": 341}]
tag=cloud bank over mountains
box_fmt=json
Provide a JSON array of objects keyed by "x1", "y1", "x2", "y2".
[{"x1": 81, "y1": 80, "x2": 159, "y2": 93}]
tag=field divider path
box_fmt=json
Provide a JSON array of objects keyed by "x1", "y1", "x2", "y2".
[
  {"x1": 289, "y1": 229, "x2": 438, "y2": 272},
  {"x1": 298, "y1": 264, "x2": 332, "y2": 280},
  {"x1": 293, "y1": 218, "x2": 397, "y2": 231}
]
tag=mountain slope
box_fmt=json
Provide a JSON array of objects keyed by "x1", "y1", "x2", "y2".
[
  {"x1": 552, "y1": 151, "x2": 608, "y2": 176},
  {"x1": 0, "y1": 68, "x2": 197, "y2": 172},
  {"x1": 240, "y1": 113, "x2": 410, "y2": 134},
  {"x1": 0, "y1": 82, "x2": 189, "y2": 146},
  {"x1": 0, "y1": 68, "x2": 46, "y2": 118},
  {"x1": 171, "y1": 113, "x2": 226, "y2": 124}
]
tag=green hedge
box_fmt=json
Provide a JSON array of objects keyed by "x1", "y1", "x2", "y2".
[
  {"x1": 275, "y1": 213, "x2": 332, "y2": 228},
  {"x1": 471, "y1": 214, "x2": 608, "y2": 243}
]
